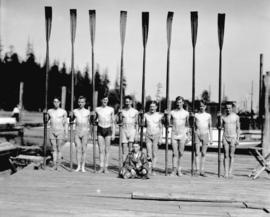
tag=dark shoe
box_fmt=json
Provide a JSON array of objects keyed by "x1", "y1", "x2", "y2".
[{"x1": 200, "y1": 172, "x2": 207, "y2": 177}]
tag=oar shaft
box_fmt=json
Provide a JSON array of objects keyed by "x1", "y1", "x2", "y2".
[
  {"x1": 191, "y1": 46, "x2": 196, "y2": 175},
  {"x1": 218, "y1": 49, "x2": 222, "y2": 177}
]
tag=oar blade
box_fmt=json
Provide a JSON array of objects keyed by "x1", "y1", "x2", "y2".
[
  {"x1": 120, "y1": 11, "x2": 127, "y2": 48},
  {"x1": 142, "y1": 12, "x2": 149, "y2": 48},
  {"x1": 89, "y1": 10, "x2": 96, "y2": 47},
  {"x1": 45, "y1": 6, "x2": 52, "y2": 42},
  {"x1": 190, "y1": 11, "x2": 198, "y2": 47},
  {"x1": 70, "y1": 9, "x2": 77, "y2": 44},
  {"x1": 166, "y1": 11, "x2": 174, "y2": 48},
  {"x1": 218, "y1": 13, "x2": 226, "y2": 50}
]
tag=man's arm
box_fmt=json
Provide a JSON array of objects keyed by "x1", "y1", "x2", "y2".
[
  {"x1": 63, "y1": 111, "x2": 68, "y2": 136},
  {"x1": 111, "y1": 109, "x2": 115, "y2": 140},
  {"x1": 236, "y1": 115, "x2": 240, "y2": 141},
  {"x1": 208, "y1": 115, "x2": 213, "y2": 144}
]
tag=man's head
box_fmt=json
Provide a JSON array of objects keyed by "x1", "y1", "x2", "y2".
[
  {"x1": 78, "y1": 96, "x2": 86, "y2": 108},
  {"x1": 149, "y1": 100, "x2": 158, "y2": 113},
  {"x1": 101, "y1": 95, "x2": 109, "y2": 107},
  {"x1": 124, "y1": 95, "x2": 133, "y2": 108},
  {"x1": 225, "y1": 103, "x2": 233, "y2": 115},
  {"x1": 132, "y1": 143, "x2": 140, "y2": 153},
  {"x1": 175, "y1": 96, "x2": 184, "y2": 108},
  {"x1": 199, "y1": 100, "x2": 207, "y2": 112},
  {"x1": 53, "y1": 97, "x2": 61, "y2": 109}
]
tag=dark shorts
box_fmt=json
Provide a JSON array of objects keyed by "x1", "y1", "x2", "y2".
[{"x1": 97, "y1": 126, "x2": 112, "y2": 138}]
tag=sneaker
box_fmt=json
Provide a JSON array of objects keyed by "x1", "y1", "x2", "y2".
[
  {"x1": 170, "y1": 169, "x2": 177, "y2": 176},
  {"x1": 200, "y1": 172, "x2": 207, "y2": 177},
  {"x1": 177, "y1": 170, "x2": 183, "y2": 177},
  {"x1": 104, "y1": 168, "x2": 109, "y2": 174}
]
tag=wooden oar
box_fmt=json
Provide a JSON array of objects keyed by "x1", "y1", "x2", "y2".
[
  {"x1": 140, "y1": 12, "x2": 149, "y2": 148},
  {"x1": 70, "y1": 9, "x2": 77, "y2": 171},
  {"x1": 165, "y1": 11, "x2": 174, "y2": 176},
  {"x1": 190, "y1": 11, "x2": 198, "y2": 176},
  {"x1": 43, "y1": 6, "x2": 52, "y2": 168},
  {"x1": 259, "y1": 54, "x2": 263, "y2": 147},
  {"x1": 119, "y1": 11, "x2": 127, "y2": 169},
  {"x1": 89, "y1": 10, "x2": 96, "y2": 172},
  {"x1": 217, "y1": 13, "x2": 225, "y2": 177}
]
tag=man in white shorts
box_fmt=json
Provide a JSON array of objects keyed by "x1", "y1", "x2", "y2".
[
  {"x1": 222, "y1": 103, "x2": 240, "y2": 178},
  {"x1": 170, "y1": 96, "x2": 189, "y2": 176},
  {"x1": 119, "y1": 95, "x2": 138, "y2": 161},
  {"x1": 48, "y1": 97, "x2": 68, "y2": 170},
  {"x1": 73, "y1": 96, "x2": 90, "y2": 172},
  {"x1": 144, "y1": 101, "x2": 163, "y2": 175},
  {"x1": 95, "y1": 95, "x2": 115, "y2": 173},
  {"x1": 194, "y1": 100, "x2": 213, "y2": 177}
]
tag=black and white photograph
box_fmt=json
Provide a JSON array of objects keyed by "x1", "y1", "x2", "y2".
[{"x1": 0, "y1": 0, "x2": 270, "y2": 216}]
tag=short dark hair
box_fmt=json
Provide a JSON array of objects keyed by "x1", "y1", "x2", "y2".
[
  {"x1": 53, "y1": 97, "x2": 61, "y2": 102},
  {"x1": 150, "y1": 100, "x2": 158, "y2": 106},
  {"x1": 78, "y1": 96, "x2": 86, "y2": 101},
  {"x1": 200, "y1": 100, "x2": 206, "y2": 106},
  {"x1": 175, "y1": 96, "x2": 184, "y2": 102},
  {"x1": 124, "y1": 95, "x2": 133, "y2": 101}
]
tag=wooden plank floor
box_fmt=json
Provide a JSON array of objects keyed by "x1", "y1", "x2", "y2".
[{"x1": 0, "y1": 143, "x2": 270, "y2": 217}]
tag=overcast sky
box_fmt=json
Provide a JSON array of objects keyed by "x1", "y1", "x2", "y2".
[{"x1": 1, "y1": 0, "x2": 270, "y2": 111}]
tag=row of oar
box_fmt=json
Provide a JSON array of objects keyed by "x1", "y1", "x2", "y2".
[{"x1": 44, "y1": 7, "x2": 226, "y2": 177}]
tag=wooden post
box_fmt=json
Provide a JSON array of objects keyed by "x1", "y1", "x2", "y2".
[
  {"x1": 61, "y1": 86, "x2": 66, "y2": 109},
  {"x1": 259, "y1": 54, "x2": 263, "y2": 145},
  {"x1": 263, "y1": 71, "x2": 270, "y2": 156}
]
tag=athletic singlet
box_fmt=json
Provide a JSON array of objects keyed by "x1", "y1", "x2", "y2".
[
  {"x1": 171, "y1": 109, "x2": 189, "y2": 135},
  {"x1": 195, "y1": 112, "x2": 211, "y2": 135},
  {"x1": 144, "y1": 112, "x2": 163, "y2": 136},
  {"x1": 222, "y1": 113, "x2": 239, "y2": 138},
  {"x1": 74, "y1": 108, "x2": 90, "y2": 131},
  {"x1": 122, "y1": 108, "x2": 138, "y2": 129},
  {"x1": 96, "y1": 106, "x2": 114, "y2": 128},
  {"x1": 48, "y1": 108, "x2": 67, "y2": 131}
]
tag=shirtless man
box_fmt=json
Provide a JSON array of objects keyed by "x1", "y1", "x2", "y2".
[
  {"x1": 170, "y1": 96, "x2": 189, "y2": 176},
  {"x1": 48, "y1": 97, "x2": 68, "y2": 170},
  {"x1": 73, "y1": 96, "x2": 90, "y2": 172},
  {"x1": 194, "y1": 100, "x2": 213, "y2": 177},
  {"x1": 119, "y1": 96, "x2": 138, "y2": 160},
  {"x1": 222, "y1": 103, "x2": 240, "y2": 178},
  {"x1": 95, "y1": 95, "x2": 115, "y2": 173},
  {"x1": 144, "y1": 101, "x2": 163, "y2": 175}
]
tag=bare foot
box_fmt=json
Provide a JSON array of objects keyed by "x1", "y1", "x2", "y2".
[{"x1": 75, "y1": 167, "x2": 81, "y2": 172}]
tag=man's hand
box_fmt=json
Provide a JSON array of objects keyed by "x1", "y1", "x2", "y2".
[
  {"x1": 111, "y1": 134, "x2": 115, "y2": 141},
  {"x1": 209, "y1": 139, "x2": 213, "y2": 146},
  {"x1": 141, "y1": 169, "x2": 147, "y2": 175}
]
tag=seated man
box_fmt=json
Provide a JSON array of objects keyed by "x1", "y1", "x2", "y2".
[{"x1": 119, "y1": 143, "x2": 149, "y2": 179}]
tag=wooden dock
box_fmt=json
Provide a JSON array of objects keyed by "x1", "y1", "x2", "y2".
[{"x1": 0, "y1": 144, "x2": 269, "y2": 217}]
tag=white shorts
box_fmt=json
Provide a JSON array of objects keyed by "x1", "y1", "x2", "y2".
[{"x1": 121, "y1": 127, "x2": 136, "y2": 143}]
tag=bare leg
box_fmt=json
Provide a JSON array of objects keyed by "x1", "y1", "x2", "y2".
[
  {"x1": 146, "y1": 137, "x2": 153, "y2": 173},
  {"x1": 171, "y1": 139, "x2": 178, "y2": 175},
  {"x1": 195, "y1": 141, "x2": 200, "y2": 172},
  {"x1": 229, "y1": 143, "x2": 236, "y2": 177},
  {"x1": 104, "y1": 136, "x2": 111, "y2": 173},
  {"x1": 152, "y1": 136, "x2": 159, "y2": 175},
  {"x1": 75, "y1": 135, "x2": 82, "y2": 171},
  {"x1": 223, "y1": 139, "x2": 229, "y2": 178},
  {"x1": 122, "y1": 142, "x2": 128, "y2": 163},
  {"x1": 50, "y1": 138, "x2": 57, "y2": 168},
  {"x1": 201, "y1": 143, "x2": 208, "y2": 173},
  {"x1": 178, "y1": 139, "x2": 186, "y2": 175},
  {"x1": 81, "y1": 134, "x2": 88, "y2": 172},
  {"x1": 97, "y1": 135, "x2": 105, "y2": 172}
]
